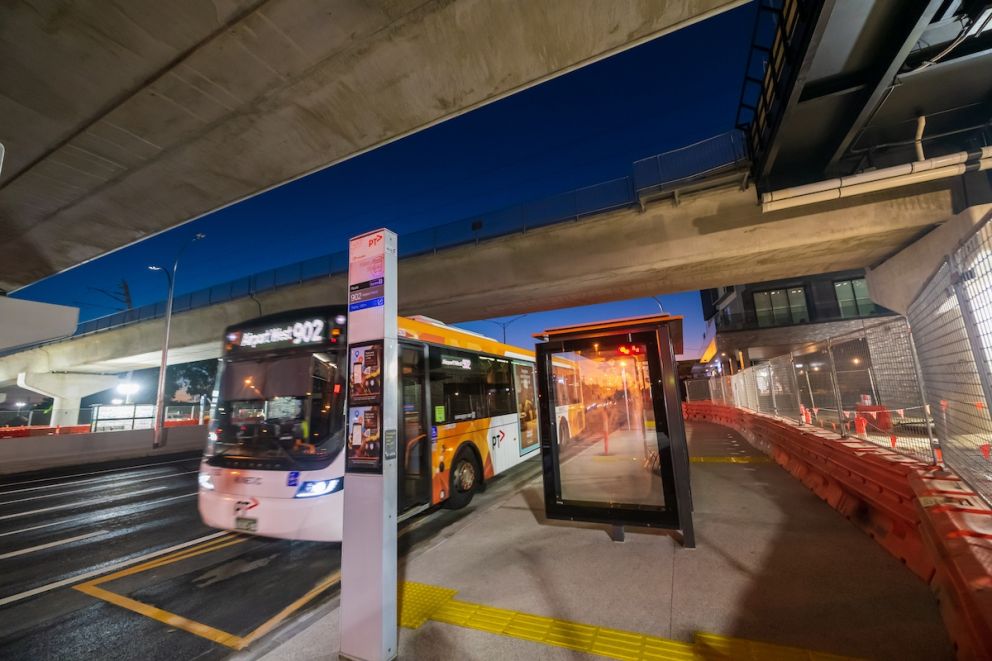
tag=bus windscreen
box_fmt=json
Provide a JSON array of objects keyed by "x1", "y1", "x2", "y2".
[{"x1": 208, "y1": 352, "x2": 347, "y2": 464}]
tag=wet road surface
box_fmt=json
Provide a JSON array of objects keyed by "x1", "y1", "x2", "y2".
[{"x1": 0, "y1": 453, "x2": 541, "y2": 660}]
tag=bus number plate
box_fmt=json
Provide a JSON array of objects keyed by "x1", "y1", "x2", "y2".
[{"x1": 235, "y1": 517, "x2": 257, "y2": 532}]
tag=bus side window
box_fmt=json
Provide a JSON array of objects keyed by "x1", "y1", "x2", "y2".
[
  {"x1": 481, "y1": 357, "x2": 515, "y2": 417},
  {"x1": 429, "y1": 348, "x2": 486, "y2": 423}
]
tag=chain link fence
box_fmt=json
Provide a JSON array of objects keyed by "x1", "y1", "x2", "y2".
[
  {"x1": 686, "y1": 213, "x2": 992, "y2": 504},
  {"x1": 908, "y1": 216, "x2": 992, "y2": 505},
  {"x1": 684, "y1": 316, "x2": 936, "y2": 464}
]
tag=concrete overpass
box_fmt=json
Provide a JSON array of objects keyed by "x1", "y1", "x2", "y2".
[
  {"x1": 0, "y1": 0, "x2": 745, "y2": 291},
  {"x1": 0, "y1": 170, "x2": 959, "y2": 385}
]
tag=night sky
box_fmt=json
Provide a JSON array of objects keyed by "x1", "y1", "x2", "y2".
[{"x1": 13, "y1": 4, "x2": 755, "y2": 358}]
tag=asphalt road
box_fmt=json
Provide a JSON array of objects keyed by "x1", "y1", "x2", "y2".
[{"x1": 0, "y1": 453, "x2": 542, "y2": 660}]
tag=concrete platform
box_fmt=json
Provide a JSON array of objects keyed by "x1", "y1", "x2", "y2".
[{"x1": 251, "y1": 421, "x2": 953, "y2": 660}]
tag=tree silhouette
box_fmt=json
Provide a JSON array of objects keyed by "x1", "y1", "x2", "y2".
[{"x1": 166, "y1": 360, "x2": 217, "y2": 404}]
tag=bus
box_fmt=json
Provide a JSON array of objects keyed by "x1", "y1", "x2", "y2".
[
  {"x1": 551, "y1": 359, "x2": 586, "y2": 446},
  {"x1": 197, "y1": 306, "x2": 540, "y2": 542}
]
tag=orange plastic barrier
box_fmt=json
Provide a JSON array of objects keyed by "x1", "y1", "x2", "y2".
[
  {"x1": 684, "y1": 401, "x2": 992, "y2": 660},
  {"x1": 164, "y1": 419, "x2": 200, "y2": 428},
  {"x1": 856, "y1": 404, "x2": 892, "y2": 432}
]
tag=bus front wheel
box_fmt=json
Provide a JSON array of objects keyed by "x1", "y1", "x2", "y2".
[{"x1": 444, "y1": 448, "x2": 480, "y2": 510}]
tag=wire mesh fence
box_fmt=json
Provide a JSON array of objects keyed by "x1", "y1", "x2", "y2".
[
  {"x1": 908, "y1": 217, "x2": 992, "y2": 504},
  {"x1": 682, "y1": 317, "x2": 936, "y2": 464},
  {"x1": 686, "y1": 212, "x2": 992, "y2": 502}
]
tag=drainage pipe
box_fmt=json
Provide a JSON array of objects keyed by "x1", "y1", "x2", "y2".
[{"x1": 761, "y1": 146, "x2": 992, "y2": 213}]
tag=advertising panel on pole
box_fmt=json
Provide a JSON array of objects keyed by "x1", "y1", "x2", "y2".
[{"x1": 341, "y1": 228, "x2": 399, "y2": 661}]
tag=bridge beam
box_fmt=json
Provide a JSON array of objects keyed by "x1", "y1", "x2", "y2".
[{"x1": 17, "y1": 372, "x2": 120, "y2": 426}]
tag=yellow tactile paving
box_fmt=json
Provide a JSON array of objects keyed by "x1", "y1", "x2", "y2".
[
  {"x1": 397, "y1": 581, "x2": 458, "y2": 628},
  {"x1": 399, "y1": 581, "x2": 863, "y2": 661},
  {"x1": 690, "y1": 456, "x2": 772, "y2": 464}
]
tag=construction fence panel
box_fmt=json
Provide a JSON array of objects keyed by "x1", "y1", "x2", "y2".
[
  {"x1": 909, "y1": 258, "x2": 992, "y2": 500},
  {"x1": 908, "y1": 218, "x2": 992, "y2": 502},
  {"x1": 768, "y1": 354, "x2": 801, "y2": 422},
  {"x1": 753, "y1": 364, "x2": 774, "y2": 416},
  {"x1": 861, "y1": 318, "x2": 935, "y2": 463},
  {"x1": 794, "y1": 345, "x2": 842, "y2": 431},
  {"x1": 731, "y1": 372, "x2": 750, "y2": 410},
  {"x1": 685, "y1": 379, "x2": 712, "y2": 402}
]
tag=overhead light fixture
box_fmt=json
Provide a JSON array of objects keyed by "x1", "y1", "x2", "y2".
[{"x1": 116, "y1": 382, "x2": 140, "y2": 395}]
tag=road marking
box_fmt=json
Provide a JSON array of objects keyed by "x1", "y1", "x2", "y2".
[
  {"x1": 238, "y1": 570, "x2": 341, "y2": 648},
  {"x1": 76, "y1": 583, "x2": 244, "y2": 648},
  {"x1": 0, "y1": 530, "x2": 226, "y2": 607},
  {"x1": 0, "y1": 485, "x2": 177, "y2": 521},
  {"x1": 0, "y1": 471, "x2": 198, "y2": 504},
  {"x1": 0, "y1": 466, "x2": 199, "y2": 496},
  {"x1": 0, "y1": 457, "x2": 201, "y2": 490},
  {"x1": 0, "y1": 529, "x2": 107, "y2": 561},
  {"x1": 75, "y1": 531, "x2": 342, "y2": 651},
  {"x1": 0, "y1": 491, "x2": 197, "y2": 538},
  {"x1": 0, "y1": 520, "x2": 70, "y2": 538}
]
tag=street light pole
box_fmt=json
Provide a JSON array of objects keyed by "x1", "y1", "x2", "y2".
[
  {"x1": 150, "y1": 233, "x2": 205, "y2": 448},
  {"x1": 485, "y1": 314, "x2": 528, "y2": 344}
]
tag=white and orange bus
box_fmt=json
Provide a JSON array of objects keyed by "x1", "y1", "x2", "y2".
[
  {"x1": 551, "y1": 358, "x2": 587, "y2": 446},
  {"x1": 198, "y1": 306, "x2": 540, "y2": 542}
]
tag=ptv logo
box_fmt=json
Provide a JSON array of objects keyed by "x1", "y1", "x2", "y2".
[
  {"x1": 491, "y1": 429, "x2": 505, "y2": 449},
  {"x1": 234, "y1": 497, "x2": 259, "y2": 515},
  {"x1": 367, "y1": 233, "x2": 383, "y2": 248}
]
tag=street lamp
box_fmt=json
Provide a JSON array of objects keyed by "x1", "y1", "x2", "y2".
[
  {"x1": 485, "y1": 314, "x2": 528, "y2": 344},
  {"x1": 116, "y1": 381, "x2": 140, "y2": 404},
  {"x1": 149, "y1": 232, "x2": 206, "y2": 448}
]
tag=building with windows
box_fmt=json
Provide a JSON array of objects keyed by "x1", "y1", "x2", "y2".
[{"x1": 699, "y1": 269, "x2": 895, "y2": 371}]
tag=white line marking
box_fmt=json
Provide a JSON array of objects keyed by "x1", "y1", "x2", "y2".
[
  {"x1": 0, "y1": 457, "x2": 201, "y2": 489},
  {"x1": 0, "y1": 530, "x2": 107, "y2": 561},
  {"x1": 0, "y1": 471, "x2": 198, "y2": 504},
  {"x1": 0, "y1": 467, "x2": 196, "y2": 496},
  {"x1": 0, "y1": 491, "x2": 197, "y2": 538},
  {"x1": 0, "y1": 485, "x2": 175, "y2": 521},
  {"x1": 0, "y1": 525, "x2": 222, "y2": 607},
  {"x1": 0, "y1": 520, "x2": 75, "y2": 538}
]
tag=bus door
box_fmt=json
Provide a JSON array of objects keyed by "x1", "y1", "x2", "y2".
[{"x1": 399, "y1": 343, "x2": 431, "y2": 511}]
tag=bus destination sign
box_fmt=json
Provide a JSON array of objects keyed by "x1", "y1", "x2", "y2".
[{"x1": 226, "y1": 317, "x2": 331, "y2": 353}]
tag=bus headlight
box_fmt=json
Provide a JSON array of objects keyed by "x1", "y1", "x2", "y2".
[
  {"x1": 295, "y1": 478, "x2": 343, "y2": 498},
  {"x1": 198, "y1": 473, "x2": 215, "y2": 490}
]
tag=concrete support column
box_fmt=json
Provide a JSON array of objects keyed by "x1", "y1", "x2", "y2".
[
  {"x1": 17, "y1": 372, "x2": 120, "y2": 428},
  {"x1": 867, "y1": 203, "x2": 992, "y2": 314},
  {"x1": 51, "y1": 397, "x2": 82, "y2": 426}
]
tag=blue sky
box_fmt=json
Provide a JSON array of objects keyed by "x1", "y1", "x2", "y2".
[{"x1": 14, "y1": 4, "x2": 756, "y2": 358}]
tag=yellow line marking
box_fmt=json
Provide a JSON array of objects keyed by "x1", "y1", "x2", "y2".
[
  {"x1": 73, "y1": 532, "x2": 339, "y2": 650},
  {"x1": 238, "y1": 570, "x2": 341, "y2": 648},
  {"x1": 75, "y1": 582, "x2": 246, "y2": 649},
  {"x1": 398, "y1": 581, "x2": 863, "y2": 660},
  {"x1": 690, "y1": 455, "x2": 771, "y2": 464},
  {"x1": 82, "y1": 536, "x2": 245, "y2": 586}
]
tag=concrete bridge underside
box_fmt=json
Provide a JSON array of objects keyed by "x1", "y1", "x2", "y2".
[
  {"x1": 0, "y1": 179, "x2": 956, "y2": 383},
  {"x1": 0, "y1": 0, "x2": 745, "y2": 291}
]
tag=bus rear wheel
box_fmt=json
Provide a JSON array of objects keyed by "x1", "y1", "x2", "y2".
[{"x1": 444, "y1": 448, "x2": 480, "y2": 510}]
